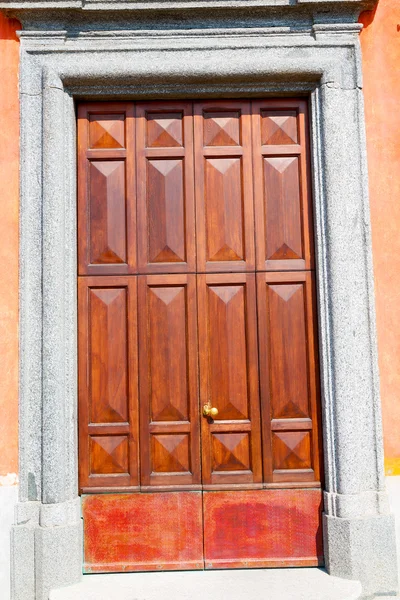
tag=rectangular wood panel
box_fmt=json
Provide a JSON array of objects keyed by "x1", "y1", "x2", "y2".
[
  {"x1": 198, "y1": 273, "x2": 262, "y2": 487},
  {"x1": 138, "y1": 274, "x2": 200, "y2": 489},
  {"x1": 203, "y1": 489, "x2": 323, "y2": 568},
  {"x1": 78, "y1": 103, "x2": 136, "y2": 275},
  {"x1": 136, "y1": 102, "x2": 196, "y2": 273},
  {"x1": 252, "y1": 99, "x2": 314, "y2": 271},
  {"x1": 256, "y1": 271, "x2": 322, "y2": 485},
  {"x1": 83, "y1": 492, "x2": 204, "y2": 572},
  {"x1": 194, "y1": 101, "x2": 255, "y2": 272},
  {"x1": 78, "y1": 276, "x2": 139, "y2": 491}
]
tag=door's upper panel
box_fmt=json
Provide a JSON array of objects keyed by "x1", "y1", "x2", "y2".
[
  {"x1": 136, "y1": 102, "x2": 196, "y2": 274},
  {"x1": 78, "y1": 103, "x2": 136, "y2": 275},
  {"x1": 252, "y1": 99, "x2": 314, "y2": 272},
  {"x1": 194, "y1": 101, "x2": 255, "y2": 273}
]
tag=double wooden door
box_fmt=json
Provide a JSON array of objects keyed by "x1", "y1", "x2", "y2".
[{"x1": 77, "y1": 99, "x2": 323, "y2": 572}]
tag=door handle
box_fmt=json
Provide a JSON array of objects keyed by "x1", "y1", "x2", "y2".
[{"x1": 203, "y1": 402, "x2": 218, "y2": 418}]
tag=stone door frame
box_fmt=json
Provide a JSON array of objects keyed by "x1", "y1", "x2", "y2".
[{"x1": 0, "y1": 1, "x2": 397, "y2": 598}]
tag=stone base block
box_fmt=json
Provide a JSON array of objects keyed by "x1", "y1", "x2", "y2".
[
  {"x1": 324, "y1": 513, "x2": 398, "y2": 598},
  {"x1": 11, "y1": 518, "x2": 83, "y2": 600},
  {"x1": 11, "y1": 523, "x2": 35, "y2": 600}
]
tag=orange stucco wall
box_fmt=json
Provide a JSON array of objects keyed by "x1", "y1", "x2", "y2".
[
  {"x1": 0, "y1": 14, "x2": 19, "y2": 481},
  {"x1": 360, "y1": 0, "x2": 400, "y2": 475}
]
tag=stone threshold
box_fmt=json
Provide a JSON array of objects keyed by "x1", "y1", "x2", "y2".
[{"x1": 49, "y1": 568, "x2": 362, "y2": 600}]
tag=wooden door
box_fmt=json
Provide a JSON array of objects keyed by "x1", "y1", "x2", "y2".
[{"x1": 78, "y1": 99, "x2": 323, "y2": 574}]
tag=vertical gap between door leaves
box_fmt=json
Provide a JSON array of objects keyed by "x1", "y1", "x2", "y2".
[
  {"x1": 133, "y1": 102, "x2": 142, "y2": 490},
  {"x1": 191, "y1": 102, "x2": 206, "y2": 570},
  {"x1": 249, "y1": 100, "x2": 265, "y2": 485}
]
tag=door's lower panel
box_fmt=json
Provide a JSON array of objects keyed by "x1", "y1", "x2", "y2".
[
  {"x1": 203, "y1": 489, "x2": 323, "y2": 569},
  {"x1": 82, "y1": 492, "x2": 204, "y2": 573}
]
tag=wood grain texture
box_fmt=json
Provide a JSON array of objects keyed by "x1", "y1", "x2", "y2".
[
  {"x1": 136, "y1": 102, "x2": 196, "y2": 274},
  {"x1": 78, "y1": 103, "x2": 136, "y2": 275},
  {"x1": 138, "y1": 274, "x2": 200, "y2": 488},
  {"x1": 83, "y1": 492, "x2": 204, "y2": 572},
  {"x1": 194, "y1": 101, "x2": 255, "y2": 272},
  {"x1": 78, "y1": 277, "x2": 139, "y2": 490},
  {"x1": 252, "y1": 99, "x2": 314, "y2": 272},
  {"x1": 256, "y1": 271, "x2": 322, "y2": 485},
  {"x1": 198, "y1": 273, "x2": 262, "y2": 487}
]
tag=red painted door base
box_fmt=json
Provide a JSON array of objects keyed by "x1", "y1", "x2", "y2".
[
  {"x1": 82, "y1": 489, "x2": 323, "y2": 572},
  {"x1": 203, "y1": 489, "x2": 323, "y2": 569},
  {"x1": 83, "y1": 493, "x2": 204, "y2": 572}
]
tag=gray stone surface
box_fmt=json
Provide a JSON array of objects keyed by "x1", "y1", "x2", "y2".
[
  {"x1": 324, "y1": 514, "x2": 398, "y2": 598},
  {"x1": 11, "y1": 523, "x2": 35, "y2": 600},
  {"x1": 387, "y1": 476, "x2": 400, "y2": 582},
  {"x1": 0, "y1": 484, "x2": 18, "y2": 600},
  {"x1": 0, "y1": 0, "x2": 395, "y2": 598},
  {"x1": 35, "y1": 520, "x2": 83, "y2": 600},
  {"x1": 49, "y1": 569, "x2": 363, "y2": 600},
  {"x1": 11, "y1": 500, "x2": 82, "y2": 600},
  {"x1": 0, "y1": 0, "x2": 379, "y2": 18}
]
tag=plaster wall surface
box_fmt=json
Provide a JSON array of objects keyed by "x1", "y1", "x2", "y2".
[
  {"x1": 0, "y1": 13, "x2": 19, "y2": 478},
  {"x1": 359, "y1": 3, "x2": 400, "y2": 575},
  {"x1": 0, "y1": 12, "x2": 20, "y2": 600},
  {"x1": 360, "y1": 0, "x2": 400, "y2": 477}
]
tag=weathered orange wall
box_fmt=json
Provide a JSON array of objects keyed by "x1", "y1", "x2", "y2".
[
  {"x1": 0, "y1": 14, "x2": 19, "y2": 481},
  {"x1": 360, "y1": 0, "x2": 400, "y2": 475}
]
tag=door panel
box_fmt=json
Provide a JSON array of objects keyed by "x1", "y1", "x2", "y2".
[
  {"x1": 256, "y1": 272, "x2": 322, "y2": 485},
  {"x1": 83, "y1": 492, "x2": 204, "y2": 572},
  {"x1": 78, "y1": 276, "x2": 139, "y2": 491},
  {"x1": 194, "y1": 101, "x2": 255, "y2": 272},
  {"x1": 198, "y1": 273, "x2": 262, "y2": 487},
  {"x1": 203, "y1": 489, "x2": 323, "y2": 568},
  {"x1": 136, "y1": 102, "x2": 196, "y2": 274},
  {"x1": 252, "y1": 99, "x2": 314, "y2": 271},
  {"x1": 138, "y1": 274, "x2": 201, "y2": 489},
  {"x1": 78, "y1": 103, "x2": 136, "y2": 275}
]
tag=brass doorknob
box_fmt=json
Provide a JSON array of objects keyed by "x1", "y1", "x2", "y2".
[{"x1": 203, "y1": 403, "x2": 218, "y2": 418}]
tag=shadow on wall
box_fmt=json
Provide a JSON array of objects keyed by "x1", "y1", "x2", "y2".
[
  {"x1": 0, "y1": 15, "x2": 20, "y2": 41},
  {"x1": 359, "y1": 4, "x2": 378, "y2": 29}
]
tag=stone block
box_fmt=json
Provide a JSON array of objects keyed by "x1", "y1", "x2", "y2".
[
  {"x1": 35, "y1": 520, "x2": 83, "y2": 600},
  {"x1": 324, "y1": 513, "x2": 398, "y2": 598}
]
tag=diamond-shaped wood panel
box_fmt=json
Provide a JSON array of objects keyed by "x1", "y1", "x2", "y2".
[
  {"x1": 272, "y1": 431, "x2": 312, "y2": 471},
  {"x1": 147, "y1": 160, "x2": 186, "y2": 264},
  {"x1": 212, "y1": 433, "x2": 250, "y2": 471},
  {"x1": 205, "y1": 158, "x2": 244, "y2": 263},
  {"x1": 90, "y1": 435, "x2": 129, "y2": 474},
  {"x1": 89, "y1": 114, "x2": 125, "y2": 149},
  {"x1": 152, "y1": 434, "x2": 190, "y2": 473},
  {"x1": 268, "y1": 282, "x2": 309, "y2": 419},
  {"x1": 148, "y1": 285, "x2": 188, "y2": 422},
  {"x1": 203, "y1": 111, "x2": 240, "y2": 146},
  {"x1": 261, "y1": 110, "x2": 298, "y2": 145},
  {"x1": 89, "y1": 287, "x2": 128, "y2": 423},
  {"x1": 147, "y1": 112, "x2": 183, "y2": 147},
  {"x1": 208, "y1": 285, "x2": 248, "y2": 420},
  {"x1": 89, "y1": 161, "x2": 127, "y2": 265},
  {"x1": 263, "y1": 156, "x2": 302, "y2": 261}
]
